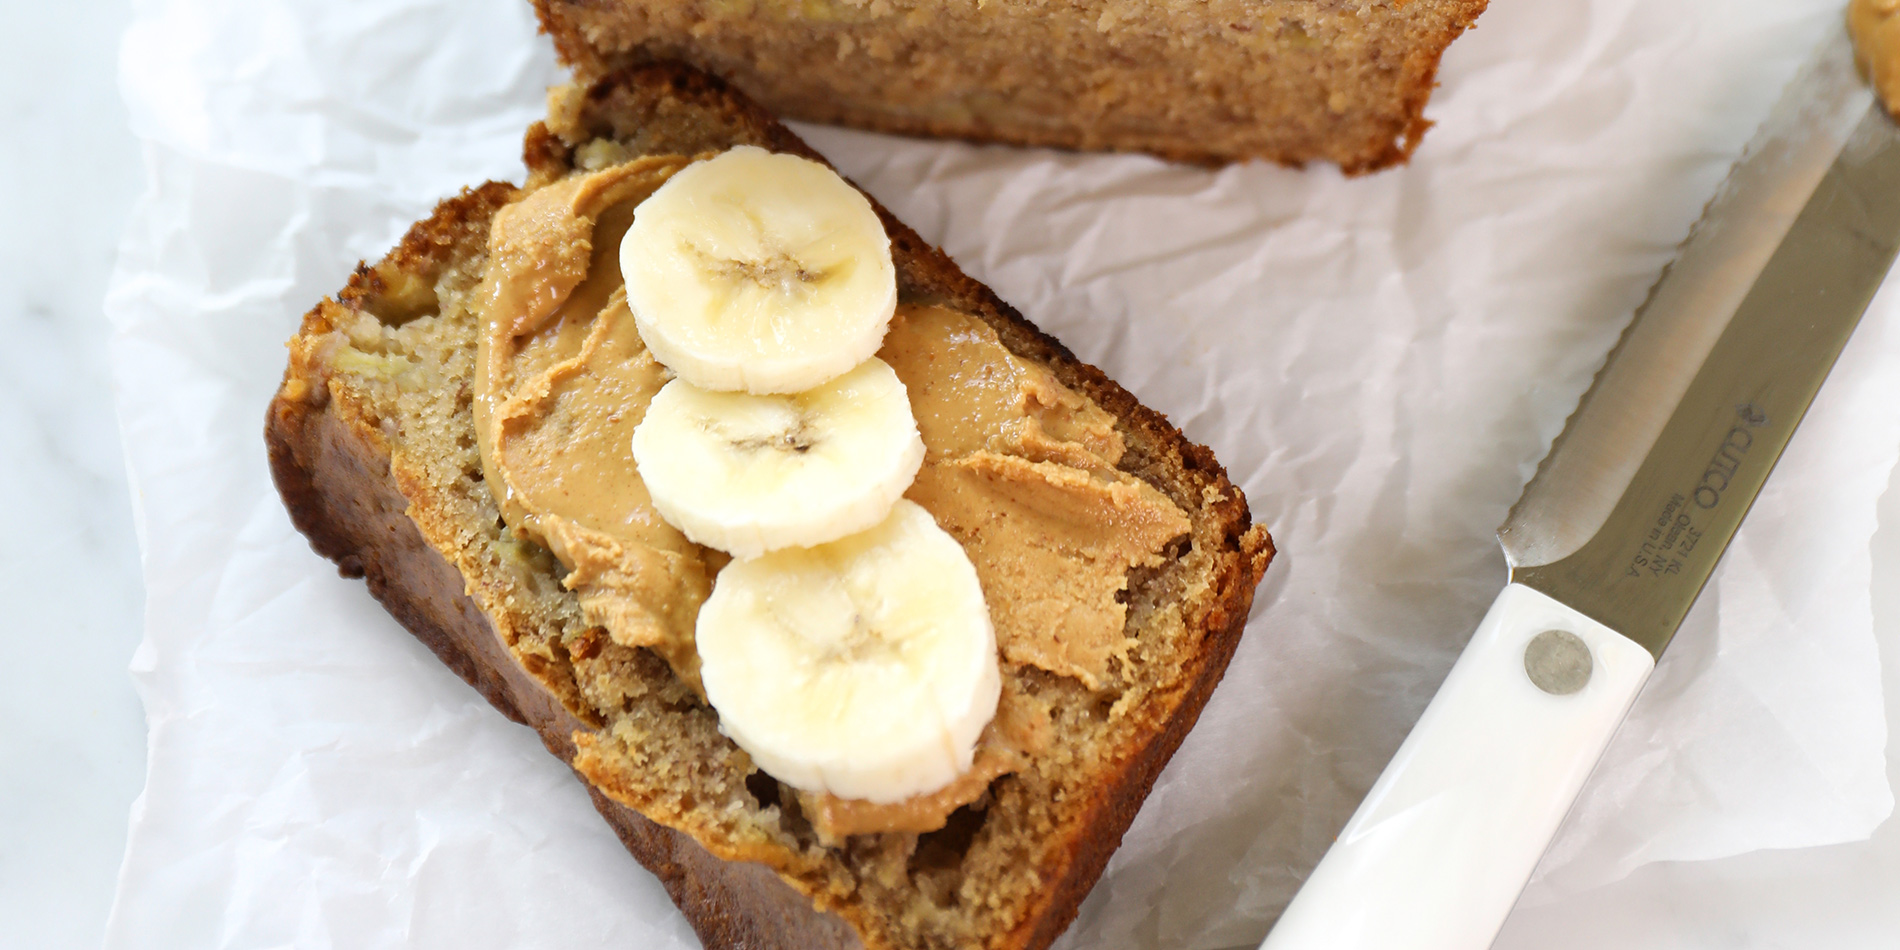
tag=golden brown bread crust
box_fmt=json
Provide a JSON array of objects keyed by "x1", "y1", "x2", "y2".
[
  {"x1": 267, "y1": 63, "x2": 1272, "y2": 950},
  {"x1": 267, "y1": 373, "x2": 864, "y2": 948},
  {"x1": 531, "y1": 0, "x2": 1488, "y2": 173}
]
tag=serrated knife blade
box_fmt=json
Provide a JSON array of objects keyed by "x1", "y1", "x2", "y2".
[{"x1": 1258, "y1": 26, "x2": 1900, "y2": 950}]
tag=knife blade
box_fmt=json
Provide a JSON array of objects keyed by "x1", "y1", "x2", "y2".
[{"x1": 1258, "y1": 27, "x2": 1900, "y2": 950}]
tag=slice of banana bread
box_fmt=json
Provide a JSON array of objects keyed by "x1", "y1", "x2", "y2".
[
  {"x1": 267, "y1": 64, "x2": 1273, "y2": 950},
  {"x1": 532, "y1": 0, "x2": 1488, "y2": 173}
]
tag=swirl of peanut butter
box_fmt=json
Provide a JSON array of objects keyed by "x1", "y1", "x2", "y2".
[{"x1": 476, "y1": 158, "x2": 1190, "y2": 841}]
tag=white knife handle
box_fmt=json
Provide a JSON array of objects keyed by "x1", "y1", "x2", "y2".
[{"x1": 1259, "y1": 583, "x2": 1655, "y2": 950}]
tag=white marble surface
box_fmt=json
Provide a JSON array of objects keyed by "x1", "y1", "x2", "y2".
[
  {"x1": 7, "y1": 1, "x2": 1900, "y2": 947},
  {"x1": 0, "y1": 1, "x2": 146, "y2": 948}
]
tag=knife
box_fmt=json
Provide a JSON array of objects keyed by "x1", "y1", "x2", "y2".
[{"x1": 1258, "y1": 26, "x2": 1900, "y2": 950}]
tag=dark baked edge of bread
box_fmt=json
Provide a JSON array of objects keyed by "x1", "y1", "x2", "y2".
[
  {"x1": 528, "y1": 0, "x2": 1490, "y2": 174},
  {"x1": 266, "y1": 62, "x2": 1274, "y2": 950}
]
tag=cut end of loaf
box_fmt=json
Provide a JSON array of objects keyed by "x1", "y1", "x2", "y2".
[{"x1": 532, "y1": 0, "x2": 1488, "y2": 173}]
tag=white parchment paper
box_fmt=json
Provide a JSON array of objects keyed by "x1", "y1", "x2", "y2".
[{"x1": 106, "y1": 0, "x2": 1899, "y2": 946}]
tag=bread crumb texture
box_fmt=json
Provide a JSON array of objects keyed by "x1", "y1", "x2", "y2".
[
  {"x1": 535, "y1": 0, "x2": 1489, "y2": 172},
  {"x1": 273, "y1": 67, "x2": 1272, "y2": 950}
]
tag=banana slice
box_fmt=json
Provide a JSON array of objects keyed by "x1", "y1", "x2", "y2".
[
  {"x1": 619, "y1": 145, "x2": 897, "y2": 394},
  {"x1": 696, "y1": 500, "x2": 999, "y2": 803},
  {"x1": 631, "y1": 357, "x2": 925, "y2": 559}
]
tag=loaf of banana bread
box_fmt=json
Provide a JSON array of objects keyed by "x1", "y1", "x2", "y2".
[{"x1": 532, "y1": 0, "x2": 1489, "y2": 172}]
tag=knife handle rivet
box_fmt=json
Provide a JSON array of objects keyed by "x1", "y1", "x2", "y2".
[{"x1": 1525, "y1": 629, "x2": 1593, "y2": 695}]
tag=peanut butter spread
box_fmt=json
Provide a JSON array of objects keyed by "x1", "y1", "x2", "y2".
[
  {"x1": 475, "y1": 159, "x2": 1189, "y2": 838},
  {"x1": 1852, "y1": 0, "x2": 1900, "y2": 118},
  {"x1": 476, "y1": 157, "x2": 717, "y2": 692},
  {"x1": 881, "y1": 304, "x2": 1193, "y2": 691}
]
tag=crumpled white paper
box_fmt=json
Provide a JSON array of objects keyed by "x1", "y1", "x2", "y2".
[{"x1": 105, "y1": 0, "x2": 1898, "y2": 947}]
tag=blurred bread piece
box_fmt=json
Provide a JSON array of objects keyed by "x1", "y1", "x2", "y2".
[{"x1": 533, "y1": 0, "x2": 1489, "y2": 172}]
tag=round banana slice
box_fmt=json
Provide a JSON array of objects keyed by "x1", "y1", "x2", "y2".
[
  {"x1": 696, "y1": 500, "x2": 1000, "y2": 804},
  {"x1": 620, "y1": 145, "x2": 898, "y2": 394},
  {"x1": 631, "y1": 357, "x2": 926, "y2": 559}
]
